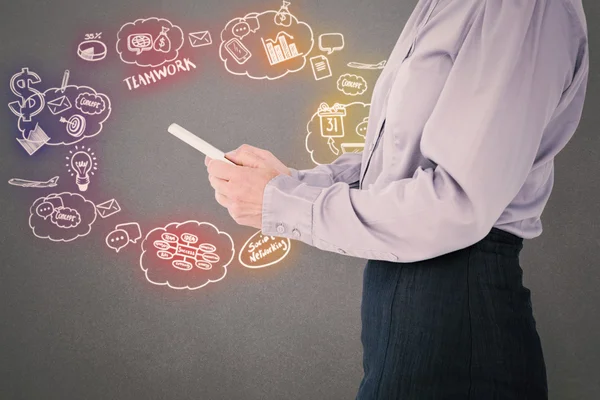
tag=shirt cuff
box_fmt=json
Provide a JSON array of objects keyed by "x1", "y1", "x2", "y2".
[{"x1": 261, "y1": 174, "x2": 324, "y2": 246}]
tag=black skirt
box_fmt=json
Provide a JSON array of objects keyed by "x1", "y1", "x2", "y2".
[{"x1": 356, "y1": 228, "x2": 548, "y2": 400}]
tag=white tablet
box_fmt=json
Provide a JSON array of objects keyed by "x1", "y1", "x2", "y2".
[{"x1": 167, "y1": 123, "x2": 236, "y2": 165}]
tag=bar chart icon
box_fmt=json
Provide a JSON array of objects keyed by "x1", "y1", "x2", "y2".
[{"x1": 261, "y1": 31, "x2": 303, "y2": 66}]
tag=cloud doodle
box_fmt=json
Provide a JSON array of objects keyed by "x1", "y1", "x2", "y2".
[{"x1": 140, "y1": 221, "x2": 235, "y2": 290}]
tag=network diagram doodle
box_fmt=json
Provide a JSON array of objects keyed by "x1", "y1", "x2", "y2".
[
  {"x1": 305, "y1": 102, "x2": 370, "y2": 165},
  {"x1": 29, "y1": 192, "x2": 98, "y2": 242},
  {"x1": 219, "y1": 1, "x2": 314, "y2": 80},
  {"x1": 8, "y1": 68, "x2": 112, "y2": 155},
  {"x1": 140, "y1": 221, "x2": 235, "y2": 290}
]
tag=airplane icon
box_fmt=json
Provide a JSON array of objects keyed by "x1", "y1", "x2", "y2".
[
  {"x1": 347, "y1": 60, "x2": 387, "y2": 70},
  {"x1": 8, "y1": 176, "x2": 60, "y2": 188}
]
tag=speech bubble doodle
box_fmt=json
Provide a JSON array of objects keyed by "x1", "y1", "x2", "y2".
[
  {"x1": 319, "y1": 33, "x2": 345, "y2": 55},
  {"x1": 75, "y1": 92, "x2": 107, "y2": 116},
  {"x1": 232, "y1": 21, "x2": 251, "y2": 40},
  {"x1": 106, "y1": 222, "x2": 142, "y2": 253},
  {"x1": 239, "y1": 230, "x2": 291, "y2": 269},
  {"x1": 337, "y1": 73, "x2": 368, "y2": 97},
  {"x1": 29, "y1": 192, "x2": 97, "y2": 242},
  {"x1": 36, "y1": 202, "x2": 54, "y2": 220},
  {"x1": 127, "y1": 33, "x2": 153, "y2": 55},
  {"x1": 356, "y1": 117, "x2": 369, "y2": 138},
  {"x1": 140, "y1": 221, "x2": 235, "y2": 290},
  {"x1": 116, "y1": 222, "x2": 142, "y2": 244},
  {"x1": 106, "y1": 229, "x2": 129, "y2": 253},
  {"x1": 306, "y1": 101, "x2": 371, "y2": 165}
]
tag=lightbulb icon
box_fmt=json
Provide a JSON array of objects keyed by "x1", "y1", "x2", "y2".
[{"x1": 66, "y1": 145, "x2": 98, "y2": 192}]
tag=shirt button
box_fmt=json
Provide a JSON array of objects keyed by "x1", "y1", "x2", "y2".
[
  {"x1": 338, "y1": 248, "x2": 346, "y2": 254},
  {"x1": 394, "y1": 139, "x2": 400, "y2": 145},
  {"x1": 292, "y1": 229, "x2": 301, "y2": 238},
  {"x1": 276, "y1": 224, "x2": 285, "y2": 234}
]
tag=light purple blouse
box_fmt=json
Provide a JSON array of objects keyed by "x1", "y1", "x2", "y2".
[{"x1": 261, "y1": 0, "x2": 589, "y2": 262}]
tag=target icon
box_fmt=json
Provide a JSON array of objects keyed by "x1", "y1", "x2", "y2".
[{"x1": 59, "y1": 114, "x2": 87, "y2": 137}]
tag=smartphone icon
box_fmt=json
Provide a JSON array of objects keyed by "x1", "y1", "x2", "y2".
[{"x1": 225, "y1": 38, "x2": 252, "y2": 65}]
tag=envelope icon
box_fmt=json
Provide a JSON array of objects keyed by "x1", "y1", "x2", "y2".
[
  {"x1": 46, "y1": 95, "x2": 72, "y2": 116},
  {"x1": 189, "y1": 31, "x2": 212, "y2": 48},
  {"x1": 96, "y1": 198, "x2": 121, "y2": 219}
]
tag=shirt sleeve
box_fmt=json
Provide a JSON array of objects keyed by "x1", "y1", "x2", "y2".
[
  {"x1": 261, "y1": 0, "x2": 577, "y2": 262},
  {"x1": 288, "y1": 152, "x2": 362, "y2": 189}
]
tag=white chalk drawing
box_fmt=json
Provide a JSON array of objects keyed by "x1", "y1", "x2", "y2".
[
  {"x1": 306, "y1": 101, "x2": 370, "y2": 164},
  {"x1": 9, "y1": 68, "x2": 45, "y2": 122},
  {"x1": 140, "y1": 221, "x2": 235, "y2": 290},
  {"x1": 95, "y1": 198, "x2": 121, "y2": 219},
  {"x1": 261, "y1": 31, "x2": 302, "y2": 65},
  {"x1": 347, "y1": 60, "x2": 387, "y2": 70},
  {"x1": 77, "y1": 33, "x2": 107, "y2": 62},
  {"x1": 219, "y1": 1, "x2": 314, "y2": 80},
  {"x1": 47, "y1": 95, "x2": 72, "y2": 115},
  {"x1": 319, "y1": 33, "x2": 345, "y2": 55},
  {"x1": 224, "y1": 38, "x2": 252, "y2": 65},
  {"x1": 16, "y1": 124, "x2": 50, "y2": 155},
  {"x1": 8, "y1": 176, "x2": 59, "y2": 188},
  {"x1": 106, "y1": 222, "x2": 142, "y2": 253},
  {"x1": 188, "y1": 31, "x2": 212, "y2": 48},
  {"x1": 337, "y1": 73, "x2": 368, "y2": 96},
  {"x1": 8, "y1": 68, "x2": 112, "y2": 154},
  {"x1": 66, "y1": 145, "x2": 98, "y2": 192},
  {"x1": 309, "y1": 55, "x2": 332, "y2": 81},
  {"x1": 238, "y1": 230, "x2": 291, "y2": 269},
  {"x1": 116, "y1": 17, "x2": 184, "y2": 68},
  {"x1": 29, "y1": 192, "x2": 97, "y2": 242}
]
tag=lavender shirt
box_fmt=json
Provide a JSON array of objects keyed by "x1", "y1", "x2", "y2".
[{"x1": 261, "y1": 0, "x2": 589, "y2": 262}]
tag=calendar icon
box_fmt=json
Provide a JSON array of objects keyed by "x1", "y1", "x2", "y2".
[{"x1": 318, "y1": 102, "x2": 346, "y2": 138}]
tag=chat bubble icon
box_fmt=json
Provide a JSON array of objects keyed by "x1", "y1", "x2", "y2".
[
  {"x1": 106, "y1": 228, "x2": 129, "y2": 253},
  {"x1": 36, "y1": 202, "x2": 54, "y2": 220},
  {"x1": 127, "y1": 33, "x2": 153, "y2": 55},
  {"x1": 356, "y1": 117, "x2": 369, "y2": 138},
  {"x1": 232, "y1": 22, "x2": 251, "y2": 40},
  {"x1": 115, "y1": 222, "x2": 142, "y2": 244},
  {"x1": 319, "y1": 33, "x2": 345, "y2": 55}
]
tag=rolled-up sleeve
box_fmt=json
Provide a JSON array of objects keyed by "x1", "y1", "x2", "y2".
[
  {"x1": 288, "y1": 152, "x2": 362, "y2": 188},
  {"x1": 262, "y1": 0, "x2": 577, "y2": 262}
]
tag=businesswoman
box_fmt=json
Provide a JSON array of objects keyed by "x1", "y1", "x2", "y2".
[{"x1": 205, "y1": 0, "x2": 589, "y2": 398}]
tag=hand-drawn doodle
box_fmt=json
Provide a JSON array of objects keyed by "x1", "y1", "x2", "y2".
[
  {"x1": 239, "y1": 230, "x2": 291, "y2": 269},
  {"x1": 140, "y1": 221, "x2": 234, "y2": 290},
  {"x1": 8, "y1": 68, "x2": 112, "y2": 154},
  {"x1": 8, "y1": 176, "x2": 59, "y2": 188},
  {"x1": 29, "y1": 192, "x2": 97, "y2": 242},
  {"x1": 319, "y1": 33, "x2": 345, "y2": 55},
  {"x1": 116, "y1": 17, "x2": 184, "y2": 68},
  {"x1": 219, "y1": 1, "x2": 314, "y2": 80},
  {"x1": 306, "y1": 101, "x2": 371, "y2": 164},
  {"x1": 106, "y1": 222, "x2": 142, "y2": 253},
  {"x1": 65, "y1": 145, "x2": 98, "y2": 192},
  {"x1": 77, "y1": 33, "x2": 107, "y2": 62}
]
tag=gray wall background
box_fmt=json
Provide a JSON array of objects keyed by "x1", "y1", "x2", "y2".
[{"x1": 0, "y1": 0, "x2": 598, "y2": 399}]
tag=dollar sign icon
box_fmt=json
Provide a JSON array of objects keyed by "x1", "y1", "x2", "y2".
[
  {"x1": 8, "y1": 67, "x2": 45, "y2": 122},
  {"x1": 153, "y1": 26, "x2": 171, "y2": 53}
]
